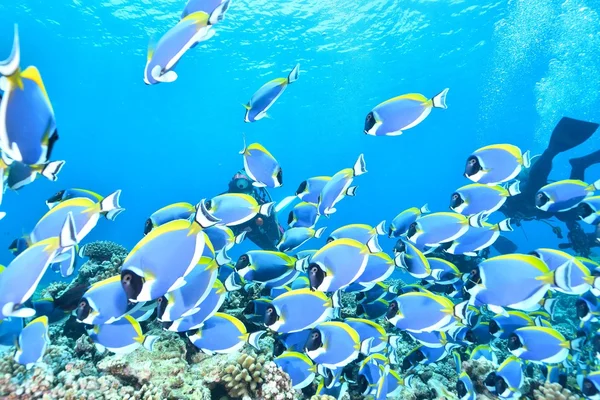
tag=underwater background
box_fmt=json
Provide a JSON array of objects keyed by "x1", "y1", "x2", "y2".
[{"x1": 0, "y1": 0, "x2": 600, "y2": 399}]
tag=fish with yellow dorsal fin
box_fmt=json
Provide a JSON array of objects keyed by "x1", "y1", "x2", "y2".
[
  {"x1": 305, "y1": 321, "x2": 361, "y2": 369},
  {"x1": 188, "y1": 312, "x2": 264, "y2": 354},
  {"x1": 244, "y1": 64, "x2": 300, "y2": 123},
  {"x1": 14, "y1": 316, "x2": 49, "y2": 369},
  {"x1": 89, "y1": 315, "x2": 158, "y2": 355}
]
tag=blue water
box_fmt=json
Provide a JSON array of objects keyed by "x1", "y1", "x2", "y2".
[{"x1": 0, "y1": 0, "x2": 599, "y2": 264}]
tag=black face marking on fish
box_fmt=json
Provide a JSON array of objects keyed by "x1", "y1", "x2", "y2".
[
  {"x1": 156, "y1": 296, "x2": 167, "y2": 320},
  {"x1": 236, "y1": 254, "x2": 250, "y2": 271},
  {"x1": 495, "y1": 376, "x2": 508, "y2": 396},
  {"x1": 204, "y1": 200, "x2": 213, "y2": 210},
  {"x1": 358, "y1": 375, "x2": 370, "y2": 395},
  {"x1": 273, "y1": 339, "x2": 286, "y2": 357},
  {"x1": 507, "y1": 333, "x2": 522, "y2": 351},
  {"x1": 364, "y1": 112, "x2": 376, "y2": 133},
  {"x1": 243, "y1": 301, "x2": 256, "y2": 317},
  {"x1": 583, "y1": 379, "x2": 600, "y2": 396},
  {"x1": 489, "y1": 320, "x2": 501, "y2": 336},
  {"x1": 535, "y1": 192, "x2": 550, "y2": 208},
  {"x1": 576, "y1": 299, "x2": 590, "y2": 319},
  {"x1": 464, "y1": 268, "x2": 481, "y2": 290},
  {"x1": 121, "y1": 271, "x2": 143, "y2": 301},
  {"x1": 295, "y1": 181, "x2": 307, "y2": 196},
  {"x1": 287, "y1": 211, "x2": 294, "y2": 226},
  {"x1": 465, "y1": 329, "x2": 477, "y2": 344},
  {"x1": 356, "y1": 292, "x2": 365, "y2": 302},
  {"x1": 356, "y1": 303, "x2": 365, "y2": 317},
  {"x1": 143, "y1": 219, "x2": 153, "y2": 236},
  {"x1": 484, "y1": 372, "x2": 497, "y2": 391},
  {"x1": 386, "y1": 301, "x2": 399, "y2": 320},
  {"x1": 326, "y1": 237, "x2": 334, "y2": 244},
  {"x1": 308, "y1": 263, "x2": 326, "y2": 290},
  {"x1": 450, "y1": 192, "x2": 464, "y2": 209},
  {"x1": 577, "y1": 202, "x2": 594, "y2": 219},
  {"x1": 276, "y1": 169, "x2": 283, "y2": 185},
  {"x1": 393, "y1": 239, "x2": 406, "y2": 254},
  {"x1": 161, "y1": 320, "x2": 173, "y2": 330},
  {"x1": 75, "y1": 299, "x2": 91, "y2": 321},
  {"x1": 264, "y1": 305, "x2": 278, "y2": 326},
  {"x1": 47, "y1": 189, "x2": 65, "y2": 204},
  {"x1": 456, "y1": 380, "x2": 467, "y2": 398},
  {"x1": 305, "y1": 329, "x2": 322, "y2": 351},
  {"x1": 406, "y1": 223, "x2": 418, "y2": 239},
  {"x1": 464, "y1": 156, "x2": 481, "y2": 178}
]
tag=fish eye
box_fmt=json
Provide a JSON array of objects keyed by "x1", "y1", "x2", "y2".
[
  {"x1": 452, "y1": 194, "x2": 459, "y2": 200},
  {"x1": 79, "y1": 301, "x2": 86, "y2": 308},
  {"x1": 537, "y1": 193, "x2": 543, "y2": 198},
  {"x1": 157, "y1": 297, "x2": 163, "y2": 303},
  {"x1": 469, "y1": 159, "x2": 476, "y2": 165},
  {"x1": 266, "y1": 308, "x2": 273, "y2": 314},
  {"x1": 123, "y1": 274, "x2": 131, "y2": 283},
  {"x1": 312, "y1": 332, "x2": 319, "y2": 339},
  {"x1": 366, "y1": 114, "x2": 372, "y2": 120},
  {"x1": 310, "y1": 266, "x2": 319, "y2": 273}
]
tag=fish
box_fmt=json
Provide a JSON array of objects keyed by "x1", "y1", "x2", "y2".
[
  {"x1": 508, "y1": 326, "x2": 584, "y2": 364},
  {"x1": 4, "y1": 159, "x2": 64, "y2": 191},
  {"x1": 203, "y1": 224, "x2": 245, "y2": 262},
  {"x1": 120, "y1": 211, "x2": 219, "y2": 302},
  {"x1": 0, "y1": 26, "x2": 59, "y2": 165},
  {"x1": 355, "y1": 282, "x2": 394, "y2": 304},
  {"x1": 0, "y1": 317, "x2": 23, "y2": 350},
  {"x1": 464, "y1": 144, "x2": 531, "y2": 185},
  {"x1": 407, "y1": 330, "x2": 448, "y2": 349},
  {"x1": 198, "y1": 193, "x2": 274, "y2": 227},
  {"x1": 356, "y1": 299, "x2": 389, "y2": 320},
  {"x1": 450, "y1": 182, "x2": 521, "y2": 215},
  {"x1": 244, "y1": 64, "x2": 300, "y2": 122},
  {"x1": 264, "y1": 289, "x2": 339, "y2": 333},
  {"x1": 357, "y1": 354, "x2": 388, "y2": 396},
  {"x1": 469, "y1": 345, "x2": 498, "y2": 365},
  {"x1": 164, "y1": 279, "x2": 227, "y2": 332},
  {"x1": 275, "y1": 330, "x2": 313, "y2": 354},
  {"x1": 495, "y1": 356, "x2": 524, "y2": 399},
  {"x1": 466, "y1": 254, "x2": 561, "y2": 314},
  {"x1": 407, "y1": 212, "x2": 484, "y2": 248},
  {"x1": 388, "y1": 204, "x2": 430, "y2": 238},
  {"x1": 188, "y1": 313, "x2": 264, "y2": 355},
  {"x1": 14, "y1": 316, "x2": 49, "y2": 369},
  {"x1": 577, "y1": 196, "x2": 600, "y2": 225},
  {"x1": 457, "y1": 371, "x2": 476, "y2": 400},
  {"x1": 318, "y1": 154, "x2": 367, "y2": 217},
  {"x1": 274, "y1": 351, "x2": 316, "y2": 390},
  {"x1": 394, "y1": 240, "x2": 431, "y2": 279},
  {"x1": 243, "y1": 298, "x2": 273, "y2": 325},
  {"x1": 386, "y1": 291, "x2": 467, "y2": 333},
  {"x1": 157, "y1": 258, "x2": 220, "y2": 322},
  {"x1": 536, "y1": 179, "x2": 600, "y2": 212},
  {"x1": 181, "y1": 0, "x2": 230, "y2": 19},
  {"x1": 489, "y1": 311, "x2": 536, "y2": 339},
  {"x1": 0, "y1": 213, "x2": 76, "y2": 319},
  {"x1": 30, "y1": 190, "x2": 123, "y2": 245},
  {"x1": 229, "y1": 250, "x2": 303, "y2": 286},
  {"x1": 351, "y1": 252, "x2": 395, "y2": 289},
  {"x1": 288, "y1": 202, "x2": 319, "y2": 228},
  {"x1": 240, "y1": 140, "x2": 283, "y2": 188},
  {"x1": 576, "y1": 291, "x2": 600, "y2": 324},
  {"x1": 144, "y1": 5, "x2": 228, "y2": 85},
  {"x1": 305, "y1": 321, "x2": 361, "y2": 369},
  {"x1": 307, "y1": 238, "x2": 378, "y2": 292},
  {"x1": 345, "y1": 318, "x2": 398, "y2": 355},
  {"x1": 581, "y1": 372, "x2": 600, "y2": 399},
  {"x1": 8, "y1": 236, "x2": 29, "y2": 257},
  {"x1": 444, "y1": 221, "x2": 513, "y2": 257},
  {"x1": 327, "y1": 221, "x2": 386, "y2": 249},
  {"x1": 425, "y1": 258, "x2": 461, "y2": 285},
  {"x1": 364, "y1": 89, "x2": 449, "y2": 136},
  {"x1": 530, "y1": 248, "x2": 592, "y2": 295},
  {"x1": 89, "y1": 315, "x2": 158, "y2": 355},
  {"x1": 76, "y1": 275, "x2": 130, "y2": 325},
  {"x1": 295, "y1": 177, "x2": 331, "y2": 204},
  {"x1": 277, "y1": 227, "x2": 326, "y2": 253},
  {"x1": 144, "y1": 202, "x2": 195, "y2": 235}
]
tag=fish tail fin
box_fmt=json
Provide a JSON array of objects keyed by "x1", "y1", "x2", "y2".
[
  {"x1": 105, "y1": 208, "x2": 125, "y2": 221},
  {"x1": 224, "y1": 273, "x2": 243, "y2": 292},
  {"x1": 496, "y1": 218, "x2": 513, "y2": 232},
  {"x1": 387, "y1": 335, "x2": 401, "y2": 350},
  {"x1": 508, "y1": 181, "x2": 521, "y2": 196},
  {"x1": 374, "y1": 220, "x2": 386, "y2": 235},
  {"x1": 569, "y1": 336, "x2": 586, "y2": 351},
  {"x1": 366, "y1": 236, "x2": 381, "y2": 253},
  {"x1": 295, "y1": 256, "x2": 309, "y2": 272},
  {"x1": 431, "y1": 88, "x2": 449, "y2": 109},
  {"x1": 331, "y1": 290, "x2": 341, "y2": 319},
  {"x1": 0, "y1": 25, "x2": 20, "y2": 77},
  {"x1": 195, "y1": 200, "x2": 221, "y2": 228},
  {"x1": 540, "y1": 297, "x2": 557, "y2": 320},
  {"x1": 208, "y1": 0, "x2": 231, "y2": 25},
  {"x1": 590, "y1": 178, "x2": 600, "y2": 191},
  {"x1": 287, "y1": 63, "x2": 300, "y2": 84},
  {"x1": 59, "y1": 212, "x2": 78, "y2": 249},
  {"x1": 142, "y1": 335, "x2": 159, "y2": 351},
  {"x1": 238, "y1": 132, "x2": 248, "y2": 155},
  {"x1": 235, "y1": 231, "x2": 247, "y2": 244},
  {"x1": 313, "y1": 226, "x2": 326, "y2": 239},
  {"x1": 345, "y1": 186, "x2": 358, "y2": 197},
  {"x1": 420, "y1": 203, "x2": 430, "y2": 213},
  {"x1": 38, "y1": 160, "x2": 65, "y2": 182},
  {"x1": 468, "y1": 211, "x2": 489, "y2": 228},
  {"x1": 215, "y1": 248, "x2": 231, "y2": 266},
  {"x1": 453, "y1": 300, "x2": 469, "y2": 323},
  {"x1": 99, "y1": 190, "x2": 122, "y2": 213},
  {"x1": 259, "y1": 201, "x2": 275, "y2": 217},
  {"x1": 360, "y1": 337, "x2": 375, "y2": 355},
  {"x1": 552, "y1": 260, "x2": 573, "y2": 292},
  {"x1": 352, "y1": 153, "x2": 367, "y2": 176},
  {"x1": 522, "y1": 150, "x2": 532, "y2": 168},
  {"x1": 247, "y1": 330, "x2": 265, "y2": 350}
]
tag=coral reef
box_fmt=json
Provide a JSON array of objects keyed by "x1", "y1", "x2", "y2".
[{"x1": 533, "y1": 382, "x2": 578, "y2": 400}]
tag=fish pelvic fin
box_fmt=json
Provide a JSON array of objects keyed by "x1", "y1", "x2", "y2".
[
  {"x1": 0, "y1": 25, "x2": 20, "y2": 79},
  {"x1": 431, "y1": 88, "x2": 449, "y2": 109},
  {"x1": 98, "y1": 190, "x2": 123, "y2": 214}
]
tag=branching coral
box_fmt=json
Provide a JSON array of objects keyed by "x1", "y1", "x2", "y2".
[
  {"x1": 533, "y1": 382, "x2": 578, "y2": 400},
  {"x1": 221, "y1": 353, "x2": 267, "y2": 398}
]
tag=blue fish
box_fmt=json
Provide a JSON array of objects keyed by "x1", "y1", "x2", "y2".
[
  {"x1": 345, "y1": 318, "x2": 397, "y2": 355},
  {"x1": 274, "y1": 351, "x2": 316, "y2": 390},
  {"x1": 357, "y1": 354, "x2": 387, "y2": 396},
  {"x1": 265, "y1": 289, "x2": 339, "y2": 333},
  {"x1": 318, "y1": 154, "x2": 366, "y2": 217},
  {"x1": 188, "y1": 313, "x2": 264, "y2": 355},
  {"x1": 288, "y1": 202, "x2": 319, "y2": 228},
  {"x1": 240, "y1": 141, "x2": 283, "y2": 188},
  {"x1": 0, "y1": 213, "x2": 76, "y2": 319},
  {"x1": 407, "y1": 212, "x2": 481, "y2": 248},
  {"x1": 327, "y1": 221, "x2": 386, "y2": 249},
  {"x1": 356, "y1": 299, "x2": 389, "y2": 320},
  {"x1": 536, "y1": 179, "x2": 600, "y2": 213},
  {"x1": 457, "y1": 372, "x2": 476, "y2": 400},
  {"x1": 243, "y1": 298, "x2": 273, "y2": 325},
  {"x1": 445, "y1": 221, "x2": 513, "y2": 257},
  {"x1": 0, "y1": 26, "x2": 59, "y2": 165},
  {"x1": 4, "y1": 159, "x2": 64, "y2": 191},
  {"x1": 277, "y1": 226, "x2": 326, "y2": 253},
  {"x1": 144, "y1": 202, "x2": 195, "y2": 235},
  {"x1": 244, "y1": 64, "x2": 300, "y2": 122},
  {"x1": 489, "y1": 311, "x2": 535, "y2": 339},
  {"x1": 199, "y1": 193, "x2": 274, "y2": 227},
  {"x1": 295, "y1": 176, "x2": 331, "y2": 204},
  {"x1": 354, "y1": 282, "x2": 394, "y2": 303},
  {"x1": 0, "y1": 317, "x2": 23, "y2": 350},
  {"x1": 495, "y1": 356, "x2": 524, "y2": 399},
  {"x1": 144, "y1": 5, "x2": 228, "y2": 85},
  {"x1": 469, "y1": 345, "x2": 498, "y2": 365},
  {"x1": 14, "y1": 316, "x2": 49, "y2": 369},
  {"x1": 276, "y1": 330, "x2": 312, "y2": 353},
  {"x1": 407, "y1": 330, "x2": 447, "y2": 348},
  {"x1": 89, "y1": 315, "x2": 158, "y2": 355},
  {"x1": 165, "y1": 279, "x2": 226, "y2": 332},
  {"x1": 465, "y1": 144, "x2": 531, "y2": 185},
  {"x1": 76, "y1": 275, "x2": 129, "y2": 325},
  {"x1": 450, "y1": 182, "x2": 520, "y2": 216},
  {"x1": 181, "y1": 0, "x2": 229, "y2": 19},
  {"x1": 394, "y1": 240, "x2": 431, "y2": 279},
  {"x1": 305, "y1": 321, "x2": 361, "y2": 369},
  {"x1": 577, "y1": 196, "x2": 600, "y2": 225},
  {"x1": 425, "y1": 258, "x2": 461, "y2": 285},
  {"x1": 508, "y1": 326, "x2": 584, "y2": 364},
  {"x1": 388, "y1": 204, "x2": 429, "y2": 238}
]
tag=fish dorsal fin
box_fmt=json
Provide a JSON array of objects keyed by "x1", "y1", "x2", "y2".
[
  {"x1": 182, "y1": 11, "x2": 209, "y2": 25},
  {"x1": 147, "y1": 37, "x2": 156, "y2": 62},
  {"x1": 20, "y1": 66, "x2": 50, "y2": 103},
  {"x1": 0, "y1": 265, "x2": 5, "y2": 274}
]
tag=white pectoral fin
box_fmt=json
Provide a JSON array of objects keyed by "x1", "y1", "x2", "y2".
[
  {"x1": 151, "y1": 65, "x2": 178, "y2": 83},
  {"x1": 4, "y1": 303, "x2": 35, "y2": 318},
  {"x1": 209, "y1": 0, "x2": 231, "y2": 25}
]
